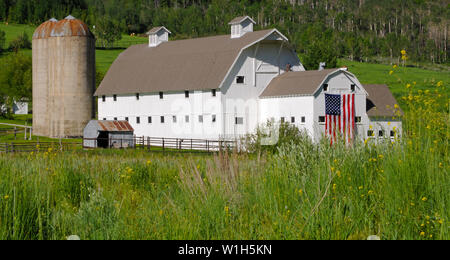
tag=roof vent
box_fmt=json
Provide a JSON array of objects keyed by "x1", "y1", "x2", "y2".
[
  {"x1": 229, "y1": 16, "x2": 256, "y2": 39},
  {"x1": 318, "y1": 62, "x2": 326, "y2": 71},
  {"x1": 147, "y1": 26, "x2": 171, "y2": 47}
]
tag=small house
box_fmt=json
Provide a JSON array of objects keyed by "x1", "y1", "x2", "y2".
[{"x1": 83, "y1": 120, "x2": 134, "y2": 148}]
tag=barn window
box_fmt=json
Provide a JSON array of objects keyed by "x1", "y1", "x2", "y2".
[
  {"x1": 212, "y1": 114, "x2": 216, "y2": 123},
  {"x1": 113, "y1": 95, "x2": 117, "y2": 101},
  {"x1": 148, "y1": 116, "x2": 152, "y2": 124},
  {"x1": 114, "y1": 117, "x2": 117, "y2": 121},
  {"x1": 390, "y1": 130, "x2": 395, "y2": 137},
  {"x1": 379, "y1": 130, "x2": 384, "y2": 137},
  {"x1": 291, "y1": 117, "x2": 295, "y2": 123},
  {"x1": 136, "y1": 117, "x2": 140, "y2": 124},
  {"x1": 281, "y1": 117, "x2": 285, "y2": 123},
  {"x1": 301, "y1": 116, "x2": 306, "y2": 123},
  {"x1": 212, "y1": 89, "x2": 217, "y2": 97},
  {"x1": 351, "y1": 84, "x2": 356, "y2": 92},
  {"x1": 102, "y1": 95, "x2": 106, "y2": 102},
  {"x1": 235, "y1": 117, "x2": 244, "y2": 125},
  {"x1": 159, "y1": 92, "x2": 164, "y2": 99},
  {"x1": 160, "y1": 116, "x2": 165, "y2": 123},
  {"x1": 136, "y1": 93, "x2": 140, "y2": 100},
  {"x1": 125, "y1": 117, "x2": 129, "y2": 122},
  {"x1": 319, "y1": 116, "x2": 325, "y2": 123},
  {"x1": 185, "y1": 91, "x2": 189, "y2": 98},
  {"x1": 185, "y1": 115, "x2": 190, "y2": 123},
  {"x1": 199, "y1": 115, "x2": 203, "y2": 123},
  {"x1": 355, "y1": 117, "x2": 362, "y2": 123},
  {"x1": 236, "y1": 76, "x2": 245, "y2": 84},
  {"x1": 368, "y1": 130, "x2": 374, "y2": 137},
  {"x1": 103, "y1": 118, "x2": 106, "y2": 121},
  {"x1": 173, "y1": 116, "x2": 177, "y2": 123},
  {"x1": 323, "y1": 84, "x2": 328, "y2": 92}
]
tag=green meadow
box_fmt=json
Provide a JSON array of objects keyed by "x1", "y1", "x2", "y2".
[{"x1": 0, "y1": 94, "x2": 448, "y2": 239}]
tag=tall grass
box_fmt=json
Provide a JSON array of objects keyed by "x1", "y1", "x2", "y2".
[{"x1": 0, "y1": 81, "x2": 448, "y2": 240}]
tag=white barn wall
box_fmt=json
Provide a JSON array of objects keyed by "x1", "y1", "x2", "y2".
[
  {"x1": 259, "y1": 96, "x2": 315, "y2": 136},
  {"x1": 313, "y1": 71, "x2": 368, "y2": 141},
  {"x1": 221, "y1": 40, "x2": 304, "y2": 138},
  {"x1": 98, "y1": 90, "x2": 222, "y2": 139}
]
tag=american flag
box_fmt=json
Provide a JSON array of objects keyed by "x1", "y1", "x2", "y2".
[{"x1": 325, "y1": 93, "x2": 355, "y2": 144}]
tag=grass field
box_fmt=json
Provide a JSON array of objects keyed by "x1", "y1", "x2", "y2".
[
  {"x1": 0, "y1": 93, "x2": 448, "y2": 239},
  {"x1": 0, "y1": 23, "x2": 448, "y2": 240}
]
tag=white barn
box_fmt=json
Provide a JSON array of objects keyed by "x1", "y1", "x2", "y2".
[{"x1": 95, "y1": 16, "x2": 402, "y2": 143}]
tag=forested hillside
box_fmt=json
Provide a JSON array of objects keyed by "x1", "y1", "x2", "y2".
[{"x1": 0, "y1": 0, "x2": 448, "y2": 69}]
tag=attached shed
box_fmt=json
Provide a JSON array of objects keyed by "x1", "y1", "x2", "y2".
[{"x1": 83, "y1": 120, "x2": 135, "y2": 148}]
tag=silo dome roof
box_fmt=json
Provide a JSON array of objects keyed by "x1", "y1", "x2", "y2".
[
  {"x1": 33, "y1": 15, "x2": 93, "y2": 39},
  {"x1": 32, "y1": 18, "x2": 58, "y2": 39}
]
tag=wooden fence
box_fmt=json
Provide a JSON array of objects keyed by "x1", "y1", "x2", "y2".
[
  {"x1": 84, "y1": 136, "x2": 238, "y2": 152},
  {"x1": 0, "y1": 137, "x2": 238, "y2": 153},
  {"x1": 0, "y1": 141, "x2": 81, "y2": 153}
]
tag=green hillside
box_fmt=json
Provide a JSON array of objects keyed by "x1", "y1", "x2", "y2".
[{"x1": 1, "y1": 22, "x2": 448, "y2": 111}]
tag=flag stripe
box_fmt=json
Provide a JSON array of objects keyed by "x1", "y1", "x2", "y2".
[{"x1": 325, "y1": 93, "x2": 356, "y2": 144}]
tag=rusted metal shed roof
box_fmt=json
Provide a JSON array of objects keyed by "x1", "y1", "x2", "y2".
[
  {"x1": 33, "y1": 15, "x2": 93, "y2": 39},
  {"x1": 97, "y1": 121, "x2": 134, "y2": 132}
]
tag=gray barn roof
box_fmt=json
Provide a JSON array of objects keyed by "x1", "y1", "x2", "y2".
[
  {"x1": 365, "y1": 84, "x2": 403, "y2": 117},
  {"x1": 260, "y1": 70, "x2": 402, "y2": 118},
  {"x1": 95, "y1": 29, "x2": 278, "y2": 96},
  {"x1": 259, "y1": 69, "x2": 339, "y2": 97}
]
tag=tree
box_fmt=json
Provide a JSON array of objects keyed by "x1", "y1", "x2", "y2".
[
  {"x1": 93, "y1": 17, "x2": 122, "y2": 48},
  {"x1": 0, "y1": 53, "x2": 32, "y2": 117},
  {"x1": 8, "y1": 32, "x2": 32, "y2": 53}
]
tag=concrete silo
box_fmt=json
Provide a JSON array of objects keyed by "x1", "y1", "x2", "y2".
[
  {"x1": 32, "y1": 15, "x2": 96, "y2": 138},
  {"x1": 32, "y1": 18, "x2": 58, "y2": 137}
]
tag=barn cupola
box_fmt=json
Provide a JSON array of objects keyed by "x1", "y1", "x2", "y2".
[
  {"x1": 229, "y1": 16, "x2": 256, "y2": 39},
  {"x1": 147, "y1": 26, "x2": 171, "y2": 47}
]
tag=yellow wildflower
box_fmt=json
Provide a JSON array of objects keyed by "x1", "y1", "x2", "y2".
[
  {"x1": 420, "y1": 232, "x2": 425, "y2": 237},
  {"x1": 298, "y1": 189, "x2": 303, "y2": 196},
  {"x1": 393, "y1": 64, "x2": 398, "y2": 69},
  {"x1": 389, "y1": 70, "x2": 394, "y2": 75},
  {"x1": 422, "y1": 197, "x2": 427, "y2": 202},
  {"x1": 406, "y1": 84, "x2": 411, "y2": 89},
  {"x1": 4, "y1": 195, "x2": 9, "y2": 200}
]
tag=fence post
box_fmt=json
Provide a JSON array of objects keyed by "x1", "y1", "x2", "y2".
[
  {"x1": 14, "y1": 127, "x2": 17, "y2": 140},
  {"x1": 207, "y1": 140, "x2": 209, "y2": 152},
  {"x1": 191, "y1": 139, "x2": 193, "y2": 150},
  {"x1": 148, "y1": 137, "x2": 150, "y2": 150},
  {"x1": 162, "y1": 138, "x2": 165, "y2": 151}
]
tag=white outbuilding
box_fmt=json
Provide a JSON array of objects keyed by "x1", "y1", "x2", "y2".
[{"x1": 95, "y1": 16, "x2": 402, "y2": 143}]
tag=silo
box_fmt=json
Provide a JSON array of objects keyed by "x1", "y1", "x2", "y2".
[
  {"x1": 32, "y1": 18, "x2": 58, "y2": 137},
  {"x1": 32, "y1": 15, "x2": 96, "y2": 138}
]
